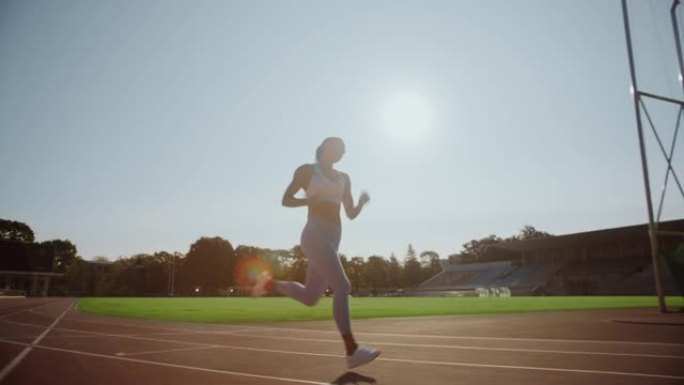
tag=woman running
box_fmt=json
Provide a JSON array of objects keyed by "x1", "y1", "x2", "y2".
[{"x1": 252, "y1": 137, "x2": 380, "y2": 369}]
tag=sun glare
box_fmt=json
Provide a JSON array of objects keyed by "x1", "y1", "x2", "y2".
[{"x1": 381, "y1": 91, "x2": 433, "y2": 142}]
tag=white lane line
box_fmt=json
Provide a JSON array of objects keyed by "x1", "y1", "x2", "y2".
[
  {"x1": 0, "y1": 332, "x2": 191, "y2": 341},
  {"x1": 116, "y1": 345, "x2": 221, "y2": 357},
  {"x1": 62, "y1": 315, "x2": 684, "y2": 347},
  {"x1": 227, "y1": 332, "x2": 684, "y2": 360},
  {"x1": 28, "y1": 307, "x2": 71, "y2": 321},
  {"x1": 236, "y1": 325, "x2": 684, "y2": 347},
  {"x1": 58, "y1": 316, "x2": 252, "y2": 335},
  {"x1": 0, "y1": 300, "x2": 73, "y2": 382},
  {"x1": 2, "y1": 334, "x2": 683, "y2": 381},
  {"x1": 5, "y1": 318, "x2": 684, "y2": 361},
  {"x1": 150, "y1": 327, "x2": 256, "y2": 337},
  {"x1": 1, "y1": 320, "x2": 221, "y2": 351},
  {"x1": 0, "y1": 334, "x2": 90, "y2": 341},
  {"x1": 379, "y1": 356, "x2": 684, "y2": 381},
  {"x1": 1, "y1": 320, "x2": 207, "y2": 345},
  {"x1": 0, "y1": 300, "x2": 53, "y2": 321},
  {"x1": 1, "y1": 317, "x2": 250, "y2": 339},
  {"x1": 0, "y1": 339, "x2": 328, "y2": 385},
  {"x1": 2, "y1": 319, "x2": 683, "y2": 380},
  {"x1": 28, "y1": 308, "x2": 50, "y2": 317}
]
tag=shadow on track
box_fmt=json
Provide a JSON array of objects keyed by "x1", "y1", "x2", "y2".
[{"x1": 330, "y1": 371, "x2": 377, "y2": 384}]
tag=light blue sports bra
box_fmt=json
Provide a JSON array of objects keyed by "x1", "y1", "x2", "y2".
[{"x1": 306, "y1": 164, "x2": 345, "y2": 204}]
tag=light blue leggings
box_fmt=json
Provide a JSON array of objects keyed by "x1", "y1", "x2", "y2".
[{"x1": 275, "y1": 217, "x2": 352, "y2": 334}]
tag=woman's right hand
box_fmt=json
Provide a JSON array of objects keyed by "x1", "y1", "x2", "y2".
[{"x1": 359, "y1": 191, "x2": 371, "y2": 206}]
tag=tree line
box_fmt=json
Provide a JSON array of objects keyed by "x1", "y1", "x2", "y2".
[
  {"x1": 0, "y1": 219, "x2": 550, "y2": 296},
  {"x1": 65, "y1": 240, "x2": 442, "y2": 296}
]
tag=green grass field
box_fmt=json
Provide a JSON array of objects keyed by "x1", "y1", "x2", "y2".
[{"x1": 77, "y1": 296, "x2": 684, "y2": 324}]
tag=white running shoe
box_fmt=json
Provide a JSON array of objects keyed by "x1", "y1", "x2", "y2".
[
  {"x1": 346, "y1": 345, "x2": 381, "y2": 369},
  {"x1": 251, "y1": 272, "x2": 272, "y2": 297}
]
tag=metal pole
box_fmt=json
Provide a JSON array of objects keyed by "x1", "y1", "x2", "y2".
[
  {"x1": 671, "y1": 0, "x2": 684, "y2": 96},
  {"x1": 621, "y1": 0, "x2": 666, "y2": 312},
  {"x1": 638, "y1": 91, "x2": 684, "y2": 105}
]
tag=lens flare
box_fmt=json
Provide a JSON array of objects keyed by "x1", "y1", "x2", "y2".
[{"x1": 234, "y1": 255, "x2": 271, "y2": 287}]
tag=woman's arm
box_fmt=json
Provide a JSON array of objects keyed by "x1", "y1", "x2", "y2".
[
  {"x1": 282, "y1": 165, "x2": 312, "y2": 208},
  {"x1": 342, "y1": 173, "x2": 370, "y2": 220}
]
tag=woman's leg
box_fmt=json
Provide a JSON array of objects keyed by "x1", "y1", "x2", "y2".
[
  {"x1": 299, "y1": 225, "x2": 356, "y2": 354},
  {"x1": 276, "y1": 220, "x2": 378, "y2": 366},
  {"x1": 273, "y1": 263, "x2": 326, "y2": 306}
]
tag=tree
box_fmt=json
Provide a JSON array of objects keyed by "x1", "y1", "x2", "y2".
[
  {"x1": 80, "y1": 257, "x2": 113, "y2": 295},
  {"x1": 234, "y1": 245, "x2": 257, "y2": 262},
  {"x1": 0, "y1": 219, "x2": 34, "y2": 243},
  {"x1": 363, "y1": 256, "x2": 389, "y2": 294},
  {"x1": 139, "y1": 252, "x2": 170, "y2": 295},
  {"x1": 346, "y1": 257, "x2": 365, "y2": 294},
  {"x1": 340, "y1": 254, "x2": 349, "y2": 276},
  {"x1": 461, "y1": 235, "x2": 502, "y2": 260},
  {"x1": 233, "y1": 245, "x2": 259, "y2": 287},
  {"x1": 419, "y1": 250, "x2": 439, "y2": 268},
  {"x1": 151, "y1": 251, "x2": 179, "y2": 295},
  {"x1": 40, "y1": 239, "x2": 77, "y2": 273},
  {"x1": 406, "y1": 244, "x2": 417, "y2": 261},
  {"x1": 107, "y1": 256, "x2": 140, "y2": 295},
  {"x1": 402, "y1": 244, "x2": 422, "y2": 287},
  {"x1": 181, "y1": 237, "x2": 236, "y2": 295},
  {"x1": 387, "y1": 253, "x2": 402, "y2": 289},
  {"x1": 516, "y1": 225, "x2": 552, "y2": 240},
  {"x1": 65, "y1": 256, "x2": 86, "y2": 294},
  {"x1": 234, "y1": 245, "x2": 289, "y2": 285},
  {"x1": 420, "y1": 250, "x2": 442, "y2": 281},
  {"x1": 268, "y1": 248, "x2": 291, "y2": 279},
  {"x1": 459, "y1": 226, "x2": 552, "y2": 263},
  {"x1": 288, "y1": 245, "x2": 308, "y2": 283},
  {"x1": 93, "y1": 260, "x2": 118, "y2": 296}
]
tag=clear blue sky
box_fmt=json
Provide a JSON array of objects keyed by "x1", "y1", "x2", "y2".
[{"x1": 1, "y1": 0, "x2": 682, "y2": 261}]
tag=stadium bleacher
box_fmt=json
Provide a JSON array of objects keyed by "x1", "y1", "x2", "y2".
[{"x1": 415, "y1": 219, "x2": 683, "y2": 296}]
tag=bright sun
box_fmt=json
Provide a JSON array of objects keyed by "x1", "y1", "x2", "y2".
[{"x1": 381, "y1": 91, "x2": 433, "y2": 142}]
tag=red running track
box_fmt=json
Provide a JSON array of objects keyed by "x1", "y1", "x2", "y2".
[{"x1": 0, "y1": 298, "x2": 683, "y2": 385}]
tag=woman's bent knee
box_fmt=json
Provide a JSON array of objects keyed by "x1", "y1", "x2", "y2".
[{"x1": 302, "y1": 294, "x2": 321, "y2": 306}]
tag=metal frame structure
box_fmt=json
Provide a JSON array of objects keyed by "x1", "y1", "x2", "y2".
[
  {"x1": 0, "y1": 270, "x2": 63, "y2": 297},
  {"x1": 622, "y1": 0, "x2": 684, "y2": 312}
]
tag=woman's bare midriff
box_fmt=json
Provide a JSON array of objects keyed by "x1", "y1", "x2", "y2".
[{"x1": 308, "y1": 200, "x2": 341, "y2": 225}]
